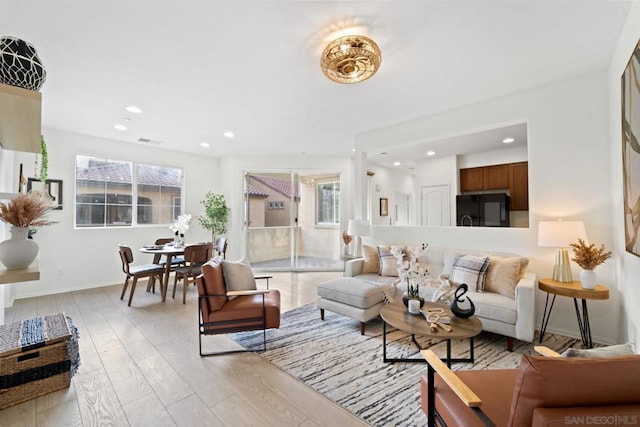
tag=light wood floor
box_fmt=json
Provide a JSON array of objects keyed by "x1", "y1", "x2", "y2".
[{"x1": 0, "y1": 271, "x2": 370, "y2": 427}]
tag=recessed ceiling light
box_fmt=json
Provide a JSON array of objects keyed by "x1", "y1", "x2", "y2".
[
  {"x1": 352, "y1": 148, "x2": 356, "y2": 153},
  {"x1": 125, "y1": 105, "x2": 142, "y2": 114},
  {"x1": 223, "y1": 130, "x2": 235, "y2": 138},
  {"x1": 426, "y1": 150, "x2": 436, "y2": 156},
  {"x1": 200, "y1": 142, "x2": 210, "y2": 148},
  {"x1": 380, "y1": 152, "x2": 387, "y2": 155},
  {"x1": 502, "y1": 137, "x2": 515, "y2": 143},
  {"x1": 114, "y1": 123, "x2": 127, "y2": 131},
  {"x1": 393, "y1": 161, "x2": 401, "y2": 166}
]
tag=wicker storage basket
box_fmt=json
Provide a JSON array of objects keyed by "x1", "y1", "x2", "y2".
[{"x1": 0, "y1": 313, "x2": 72, "y2": 409}]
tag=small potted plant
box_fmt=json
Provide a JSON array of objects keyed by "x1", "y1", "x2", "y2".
[
  {"x1": 570, "y1": 238, "x2": 612, "y2": 289},
  {"x1": 0, "y1": 192, "x2": 57, "y2": 269},
  {"x1": 198, "y1": 192, "x2": 229, "y2": 242}
]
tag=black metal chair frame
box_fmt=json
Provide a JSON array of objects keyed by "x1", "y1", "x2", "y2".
[{"x1": 425, "y1": 361, "x2": 496, "y2": 427}]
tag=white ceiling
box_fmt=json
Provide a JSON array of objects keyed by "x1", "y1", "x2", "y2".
[{"x1": 0, "y1": 1, "x2": 631, "y2": 161}]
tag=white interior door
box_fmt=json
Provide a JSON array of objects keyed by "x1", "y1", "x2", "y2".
[
  {"x1": 395, "y1": 192, "x2": 411, "y2": 225},
  {"x1": 421, "y1": 185, "x2": 450, "y2": 226}
]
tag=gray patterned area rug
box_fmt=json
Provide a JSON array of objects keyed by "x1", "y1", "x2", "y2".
[{"x1": 231, "y1": 304, "x2": 579, "y2": 427}]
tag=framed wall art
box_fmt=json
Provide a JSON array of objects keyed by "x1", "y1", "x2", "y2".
[
  {"x1": 380, "y1": 197, "x2": 388, "y2": 216},
  {"x1": 27, "y1": 178, "x2": 63, "y2": 210},
  {"x1": 622, "y1": 38, "x2": 640, "y2": 256}
]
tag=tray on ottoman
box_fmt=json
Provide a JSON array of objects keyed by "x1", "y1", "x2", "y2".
[{"x1": 0, "y1": 312, "x2": 78, "y2": 409}]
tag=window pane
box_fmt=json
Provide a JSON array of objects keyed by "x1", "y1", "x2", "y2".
[
  {"x1": 76, "y1": 155, "x2": 133, "y2": 227},
  {"x1": 136, "y1": 163, "x2": 183, "y2": 225},
  {"x1": 75, "y1": 155, "x2": 183, "y2": 228},
  {"x1": 317, "y1": 181, "x2": 340, "y2": 225}
]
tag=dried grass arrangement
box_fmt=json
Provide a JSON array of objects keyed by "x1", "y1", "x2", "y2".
[
  {"x1": 570, "y1": 238, "x2": 612, "y2": 270},
  {"x1": 342, "y1": 231, "x2": 353, "y2": 245},
  {"x1": 0, "y1": 192, "x2": 57, "y2": 228}
]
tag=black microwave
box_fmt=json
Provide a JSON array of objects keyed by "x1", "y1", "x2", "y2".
[{"x1": 456, "y1": 193, "x2": 510, "y2": 227}]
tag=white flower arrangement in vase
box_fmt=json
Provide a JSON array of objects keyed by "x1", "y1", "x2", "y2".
[
  {"x1": 391, "y1": 243, "x2": 429, "y2": 300},
  {"x1": 169, "y1": 214, "x2": 192, "y2": 246}
]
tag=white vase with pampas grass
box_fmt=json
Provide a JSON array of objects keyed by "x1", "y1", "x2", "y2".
[
  {"x1": 0, "y1": 192, "x2": 57, "y2": 269},
  {"x1": 570, "y1": 238, "x2": 612, "y2": 290}
]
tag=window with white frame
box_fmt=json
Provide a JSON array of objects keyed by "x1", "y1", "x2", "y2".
[
  {"x1": 75, "y1": 155, "x2": 183, "y2": 227},
  {"x1": 316, "y1": 181, "x2": 340, "y2": 225}
]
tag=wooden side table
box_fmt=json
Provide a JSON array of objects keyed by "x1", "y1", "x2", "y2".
[{"x1": 538, "y1": 278, "x2": 609, "y2": 348}]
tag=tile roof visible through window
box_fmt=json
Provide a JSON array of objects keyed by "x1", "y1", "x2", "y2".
[
  {"x1": 250, "y1": 175, "x2": 300, "y2": 199},
  {"x1": 76, "y1": 160, "x2": 181, "y2": 187},
  {"x1": 246, "y1": 184, "x2": 268, "y2": 198}
]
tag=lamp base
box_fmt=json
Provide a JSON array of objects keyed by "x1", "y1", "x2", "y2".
[{"x1": 552, "y1": 248, "x2": 573, "y2": 282}]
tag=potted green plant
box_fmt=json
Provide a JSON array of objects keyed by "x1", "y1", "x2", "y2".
[{"x1": 198, "y1": 192, "x2": 229, "y2": 242}]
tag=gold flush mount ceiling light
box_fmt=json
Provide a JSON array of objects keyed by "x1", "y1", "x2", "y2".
[{"x1": 321, "y1": 35, "x2": 381, "y2": 84}]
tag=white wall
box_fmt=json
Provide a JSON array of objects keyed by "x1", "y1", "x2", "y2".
[
  {"x1": 367, "y1": 164, "x2": 414, "y2": 226},
  {"x1": 4, "y1": 128, "x2": 217, "y2": 304},
  {"x1": 457, "y1": 146, "x2": 528, "y2": 169},
  {"x1": 609, "y1": 1, "x2": 640, "y2": 347},
  {"x1": 357, "y1": 72, "x2": 619, "y2": 345},
  {"x1": 217, "y1": 155, "x2": 354, "y2": 261}
]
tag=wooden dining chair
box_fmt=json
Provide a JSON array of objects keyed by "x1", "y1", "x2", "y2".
[
  {"x1": 215, "y1": 237, "x2": 227, "y2": 259},
  {"x1": 118, "y1": 245, "x2": 165, "y2": 306},
  {"x1": 173, "y1": 242, "x2": 213, "y2": 304},
  {"x1": 152, "y1": 237, "x2": 185, "y2": 267}
]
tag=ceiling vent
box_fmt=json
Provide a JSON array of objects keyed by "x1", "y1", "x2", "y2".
[{"x1": 137, "y1": 137, "x2": 162, "y2": 145}]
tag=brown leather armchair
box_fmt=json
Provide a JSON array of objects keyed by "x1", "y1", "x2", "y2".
[
  {"x1": 421, "y1": 348, "x2": 640, "y2": 426},
  {"x1": 196, "y1": 257, "x2": 280, "y2": 356}
]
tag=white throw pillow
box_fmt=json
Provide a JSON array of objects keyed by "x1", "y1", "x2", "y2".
[
  {"x1": 449, "y1": 254, "x2": 490, "y2": 292},
  {"x1": 221, "y1": 259, "x2": 257, "y2": 300}
]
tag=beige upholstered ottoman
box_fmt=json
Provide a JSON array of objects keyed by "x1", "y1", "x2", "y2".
[{"x1": 317, "y1": 277, "x2": 387, "y2": 334}]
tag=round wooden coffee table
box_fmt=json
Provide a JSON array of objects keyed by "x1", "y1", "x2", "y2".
[{"x1": 379, "y1": 301, "x2": 483, "y2": 367}]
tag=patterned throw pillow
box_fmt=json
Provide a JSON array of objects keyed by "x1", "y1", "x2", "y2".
[
  {"x1": 361, "y1": 245, "x2": 380, "y2": 274},
  {"x1": 377, "y1": 245, "x2": 398, "y2": 277},
  {"x1": 449, "y1": 254, "x2": 490, "y2": 292}
]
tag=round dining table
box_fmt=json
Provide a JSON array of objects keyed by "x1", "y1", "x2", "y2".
[{"x1": 139, "y1": 245, "x2": 185, "y2": 302}]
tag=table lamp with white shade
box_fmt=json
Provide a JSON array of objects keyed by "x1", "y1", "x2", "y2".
[
  {"x1": 347, "y1": 219, "x2": 371, "y2": 257},
  {"x1": 537, "y1": 220, "x2": 587, "y2": 282}
]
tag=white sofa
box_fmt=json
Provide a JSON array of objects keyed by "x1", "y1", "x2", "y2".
[{"x1": 335, "y1": 245, "x2": 536, "y2": 349}]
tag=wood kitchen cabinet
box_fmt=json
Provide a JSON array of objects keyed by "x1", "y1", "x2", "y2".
[
  {"x1": 460, "y1": 167, "x2": 484, "y2": 192},
  {"x1": 459, "y1": 161, "x2": 529, "y2": 210},
  {"x1": 509, "y1": 162, "x2": 529, "y2": 210},
  {"x1": 483, "y1": 164, "x2": 509, "y2": 190}
]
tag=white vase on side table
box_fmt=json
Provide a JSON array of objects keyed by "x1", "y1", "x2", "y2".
[
  {"x1": 580, "y1": 269, "x2": 597, "y2": 290},
  {"x1": 0, "y1": 227, "x2": 38, "y2": 269}
]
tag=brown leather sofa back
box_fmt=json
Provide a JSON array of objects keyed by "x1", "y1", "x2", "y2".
[{"x1": 509, "y1": 354, "x2": 640, "y2": 426}]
